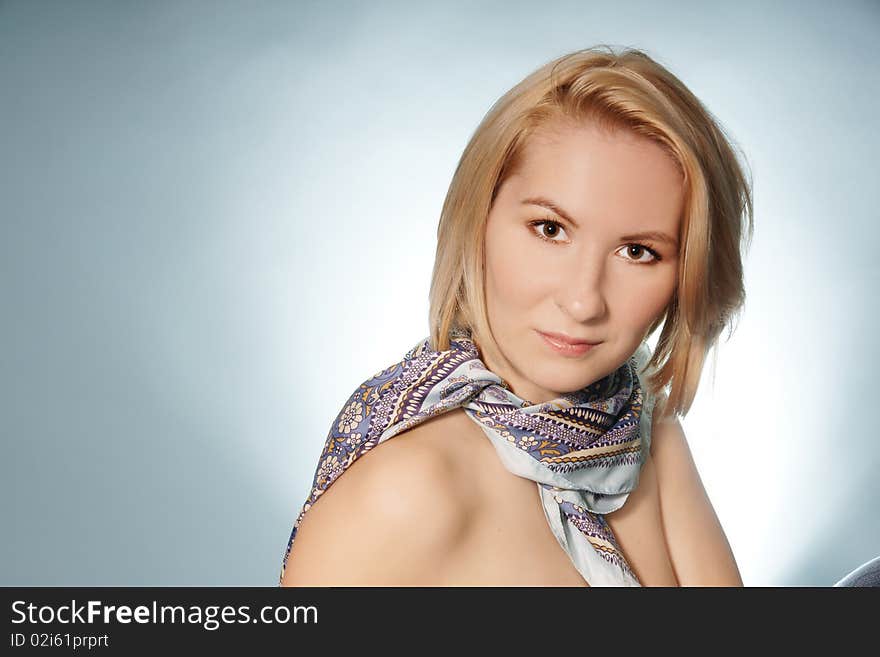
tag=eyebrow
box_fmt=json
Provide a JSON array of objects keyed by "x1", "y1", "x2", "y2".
[{"x1": 521, "y1": 196, "x2": 680, "y2": 249}]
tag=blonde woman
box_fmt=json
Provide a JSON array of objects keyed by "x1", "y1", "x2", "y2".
[{"x1": 279, "y1": 45, "x2": 752, "y2": 587}]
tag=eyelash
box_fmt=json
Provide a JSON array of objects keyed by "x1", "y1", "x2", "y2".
[{"x1": 527, "y1": 219, "x2": 663, "y2": 264}]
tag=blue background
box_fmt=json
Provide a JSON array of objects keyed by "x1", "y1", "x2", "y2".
[{"x1": 2, "y1": 0, "x2": 878, "y2": 585}]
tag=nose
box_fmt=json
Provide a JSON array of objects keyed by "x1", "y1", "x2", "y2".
[{"x1": 555, "y1": 254, "x2": 608, "y2": 323}]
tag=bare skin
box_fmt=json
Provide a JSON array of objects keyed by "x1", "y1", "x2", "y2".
[
  {"x1": 280, "y1": 118, "x2": 743, "y2": 587},
  {"x1": 423, "y1": 408, "x2": 685, "y2": 586},
  {"x1": 281, "y1": 408, "x2": 594, "y2": 586},
  {"x1": 479, "y1": 118, "x2": 683, "y2": 405},
  {"x1": 280, "y1": 401, "x2": 740, "y2": 586}
]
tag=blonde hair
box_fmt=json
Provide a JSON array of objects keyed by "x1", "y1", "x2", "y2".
[{"x1": 428, "y1": 45, "x2": 753, "y2": 419}]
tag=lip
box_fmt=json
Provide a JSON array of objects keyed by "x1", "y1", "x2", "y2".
[{"x1": 536, "y1": 330, "x2": 601, "y2": 357}]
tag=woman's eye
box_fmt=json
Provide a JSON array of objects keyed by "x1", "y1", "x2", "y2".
[
  {"x1": 617, "y1": 244, "x2": 661, "y2": 264},
  {"x1": 530, "y1": 220, "x2": 569, "y2": 243}
]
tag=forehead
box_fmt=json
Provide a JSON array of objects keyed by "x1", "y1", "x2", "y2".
[{"x1": 507, "y1": 119, "x2": 685, "y2": 231}]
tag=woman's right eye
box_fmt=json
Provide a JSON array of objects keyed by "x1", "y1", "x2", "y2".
[{"x1": 529, "y1": 220, "x2": 569, "y2": 244}]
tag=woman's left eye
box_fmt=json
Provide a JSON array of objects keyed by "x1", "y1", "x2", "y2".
[{"x1": 617, "y1": 244, "x2": 661, "y2": 264}]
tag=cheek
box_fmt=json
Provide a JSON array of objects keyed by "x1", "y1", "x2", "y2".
[
  {"x1": 486, "y1": 231, "x2": 557, "y2": 312},
  {"x1": 613, "y1": 270, "x2": 676, "y2": 326}
]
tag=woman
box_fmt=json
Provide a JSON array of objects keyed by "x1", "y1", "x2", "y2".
[{"x1": 279, "y1": 45, "x2": 753, "y2": 586}]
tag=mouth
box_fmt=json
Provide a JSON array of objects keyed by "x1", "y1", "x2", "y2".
[{"x1": 535, "y1": 330, "x2": 601, "y2": 357}]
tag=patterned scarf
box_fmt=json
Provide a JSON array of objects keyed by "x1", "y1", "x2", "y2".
[{"x1": 279, "y1": 328, "x2": 657, "y2": 586}]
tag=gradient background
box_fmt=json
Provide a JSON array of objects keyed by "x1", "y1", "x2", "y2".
[{"x1": 2, "y1": 0, "x2": 878, "y2": 586}]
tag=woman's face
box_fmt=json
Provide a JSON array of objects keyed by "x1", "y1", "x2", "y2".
[{"x1": 481, "y1": 118, "x2": 684, "y2": 404}]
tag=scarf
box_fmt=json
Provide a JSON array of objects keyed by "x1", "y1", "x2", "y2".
[{"x1": 278, "y1": 328, "x2": 657, "y2": 586}]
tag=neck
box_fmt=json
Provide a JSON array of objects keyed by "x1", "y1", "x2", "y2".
[{"x1": 472, "y1": 337, "x2": 559, "y2": 406}]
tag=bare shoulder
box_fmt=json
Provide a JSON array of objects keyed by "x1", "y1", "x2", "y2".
[
  {"x1": 280, "y1": 418, "x2": 471, "y2": 586},
  {"x1": 649, "y1": 402, "x2": 744, "y2": 586}
]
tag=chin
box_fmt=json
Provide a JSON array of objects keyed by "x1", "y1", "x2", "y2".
[{"x1": 530, "y1": 364, "x2": 604, "y2": 397}]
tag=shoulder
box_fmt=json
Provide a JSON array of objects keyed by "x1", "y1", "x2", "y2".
[
  {"x1": 648, "y1": 408, "x2": 744, "y2": 586},
  {"x1": 344, "y1": 426, "x2": 468, "y2": 532},
  {"x1": 281, "y1": 420, "x2": 471, "y2": 586},
  {"x1": 647, "y1": 405, "x2": 703, "y2": 500}
]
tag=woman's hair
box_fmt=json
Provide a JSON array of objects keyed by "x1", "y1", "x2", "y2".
[{"x1": 428, "y1": 45, "x2": 754, "y2": 419}]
